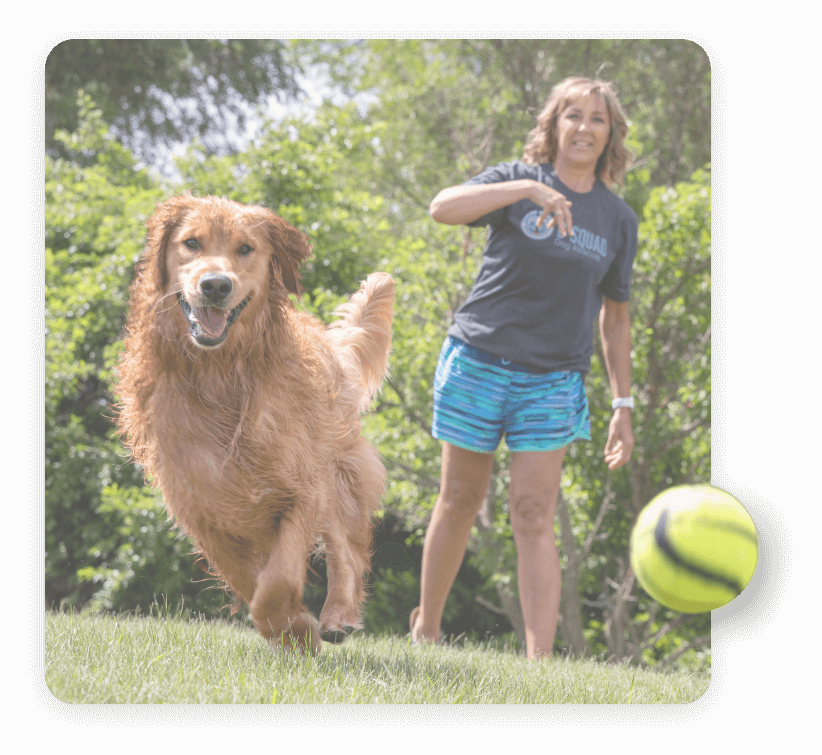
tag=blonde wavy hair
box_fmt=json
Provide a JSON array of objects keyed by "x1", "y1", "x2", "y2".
[{"x1": 522, "y1": 77, "x2": 633, "y2": 189}]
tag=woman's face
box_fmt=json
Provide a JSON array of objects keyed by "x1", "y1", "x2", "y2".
[{"x1": 555, "y1": 93, "x2": 611, "y2": 169}]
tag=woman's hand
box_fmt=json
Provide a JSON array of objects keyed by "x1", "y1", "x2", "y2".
[
  {"x1": 604, "y1": 408, "x2": 634, "y2": 470},
  {"x1": 531, "y1": 182, "x2": 574, "y2": 236}
]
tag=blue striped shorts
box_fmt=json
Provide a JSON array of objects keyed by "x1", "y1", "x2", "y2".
[{"x1": 432, "y1": 337, "x2": 591, "y2": 453}]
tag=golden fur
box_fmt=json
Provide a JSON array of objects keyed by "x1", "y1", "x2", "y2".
[{"x1": 115, "y1": 194, "x2": 394, "y2": 653}]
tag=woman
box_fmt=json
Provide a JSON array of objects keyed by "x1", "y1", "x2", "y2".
[{"x1": 411, "y1": 77, "x2": 638, "y2": 659}]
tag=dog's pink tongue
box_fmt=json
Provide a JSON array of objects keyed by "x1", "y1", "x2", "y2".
[{"x1": 195, "y1": 307, "x2": 228, "y2": 338}]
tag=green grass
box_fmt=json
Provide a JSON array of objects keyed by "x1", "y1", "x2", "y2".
[{"x1": 45, "y1": 610, "x2": 710, "y2": 704}]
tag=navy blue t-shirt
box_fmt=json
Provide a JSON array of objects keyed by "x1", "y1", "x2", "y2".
[{"x1": 446, "y1": 161, "x2": 638, "y2": 374}]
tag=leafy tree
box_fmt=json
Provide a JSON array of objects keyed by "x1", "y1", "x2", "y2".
[
  {"x1": 302, "y1": 39, "x2": 710, "y2": 204},
  {"x1": 45, "y1": 39, "x2": 301, "y2": 165},
  {"x1": 555, "y1": 168, "x2": 711, "y2": 664}
]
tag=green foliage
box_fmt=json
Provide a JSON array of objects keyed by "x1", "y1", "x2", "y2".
[
  {"x1": 46, "y1": 39, "x2": 300, "y2": 165},
  {"x1": 45, "y1": 94, "x2": 161, "y2": 608},
  {"x1": 632, "y1": 168, "x2": 712, "y2": 490},
  {"x1": 556, "y1": 167, "x2": 711, "y2": 657}
]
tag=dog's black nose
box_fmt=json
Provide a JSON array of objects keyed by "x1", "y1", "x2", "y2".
[{"x1": 199, "y1": 274, "x2": 233, "y2": 304}]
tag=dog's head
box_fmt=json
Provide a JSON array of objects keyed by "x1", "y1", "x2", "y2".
[{"x1": 141, "y1": 194, "x2": 312, "y2": 349}]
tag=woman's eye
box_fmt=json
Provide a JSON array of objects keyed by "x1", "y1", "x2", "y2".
[
  {"x1": 184, "y1": 239, "x2": 199, "y2": 250},
  {"x1": 567, "y1": 112, "x2": 606, "y2": 125},
  {"x1": 238, "y1": 244, "x2": 253, "y2": 256}
]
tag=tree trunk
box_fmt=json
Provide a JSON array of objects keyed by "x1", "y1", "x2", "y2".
[{"x1": 556, "y1": 492, "x2": 591, "y2": 657}]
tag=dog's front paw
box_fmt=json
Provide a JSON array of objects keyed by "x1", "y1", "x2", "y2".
[
  {"x1": 266, "y1": 610, "x2": 323, "y2": 654},
  {"x1": 320, "y1": 626, "x2": 356, "y2": 644},
  {"x1": 319, "y1": 611, "x2": 362, "y2": 644}
]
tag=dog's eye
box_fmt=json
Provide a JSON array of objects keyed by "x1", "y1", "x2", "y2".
[
  {"x1": 238, "y1": 244, "x2": 253, "y2": 256},
  {"x1": 184, "y1": 239, "x2": 200, "y2": 250}
]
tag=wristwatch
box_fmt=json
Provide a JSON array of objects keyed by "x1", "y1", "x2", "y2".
[{"x1": 611, "y1": 397, "x2": 634, "y2": 410}]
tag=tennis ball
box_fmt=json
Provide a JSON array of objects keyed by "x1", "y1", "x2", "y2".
[{"x1": 630, "y1": 484, "x2": 758, "y2": 613}]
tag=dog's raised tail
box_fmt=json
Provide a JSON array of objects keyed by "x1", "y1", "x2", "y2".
[{"x1": 328, "y1": 272, "x2": 395, "y2": 411}]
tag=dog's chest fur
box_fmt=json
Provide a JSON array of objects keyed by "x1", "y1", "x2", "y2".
[{"x1": 146, "y1": 360, "x2": 337, "y2": 540}]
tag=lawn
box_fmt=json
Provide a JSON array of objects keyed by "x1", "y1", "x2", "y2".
[{"x1": 45, "y1": 610, "x2": 710, "y2": 704}]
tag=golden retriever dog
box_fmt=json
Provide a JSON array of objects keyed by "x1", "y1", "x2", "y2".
[{"x1": 114, "y1": 194, "x2": 394, "y2": 653}]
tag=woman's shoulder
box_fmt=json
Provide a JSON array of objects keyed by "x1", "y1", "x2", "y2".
[{"x1": 595, "y1": 182, "x2": 638, "y2": 225}]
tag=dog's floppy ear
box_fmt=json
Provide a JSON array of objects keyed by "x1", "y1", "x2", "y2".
[
  {"x1": 262, "y1": 211, "x2": 312, "y2": 296},
  {"x1": 143, "y1": 194, "x2": 193, "y2": 290}
]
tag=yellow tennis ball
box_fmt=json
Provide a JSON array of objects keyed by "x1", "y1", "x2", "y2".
[{"x1": 630, "y1": 484, "x2": 758, "y2": 613}]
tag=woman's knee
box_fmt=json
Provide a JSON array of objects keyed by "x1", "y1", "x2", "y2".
[
  {"x1": 437, "y1": 482, "x2": 487, "y2": 520},
  {"x1": 509, "y1": 492, "x2": 556, "y2": 538}
]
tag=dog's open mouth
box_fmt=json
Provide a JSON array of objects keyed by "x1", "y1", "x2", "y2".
[{"x1": 177, "y1": 294, "x2": 251, "y2": 347}]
